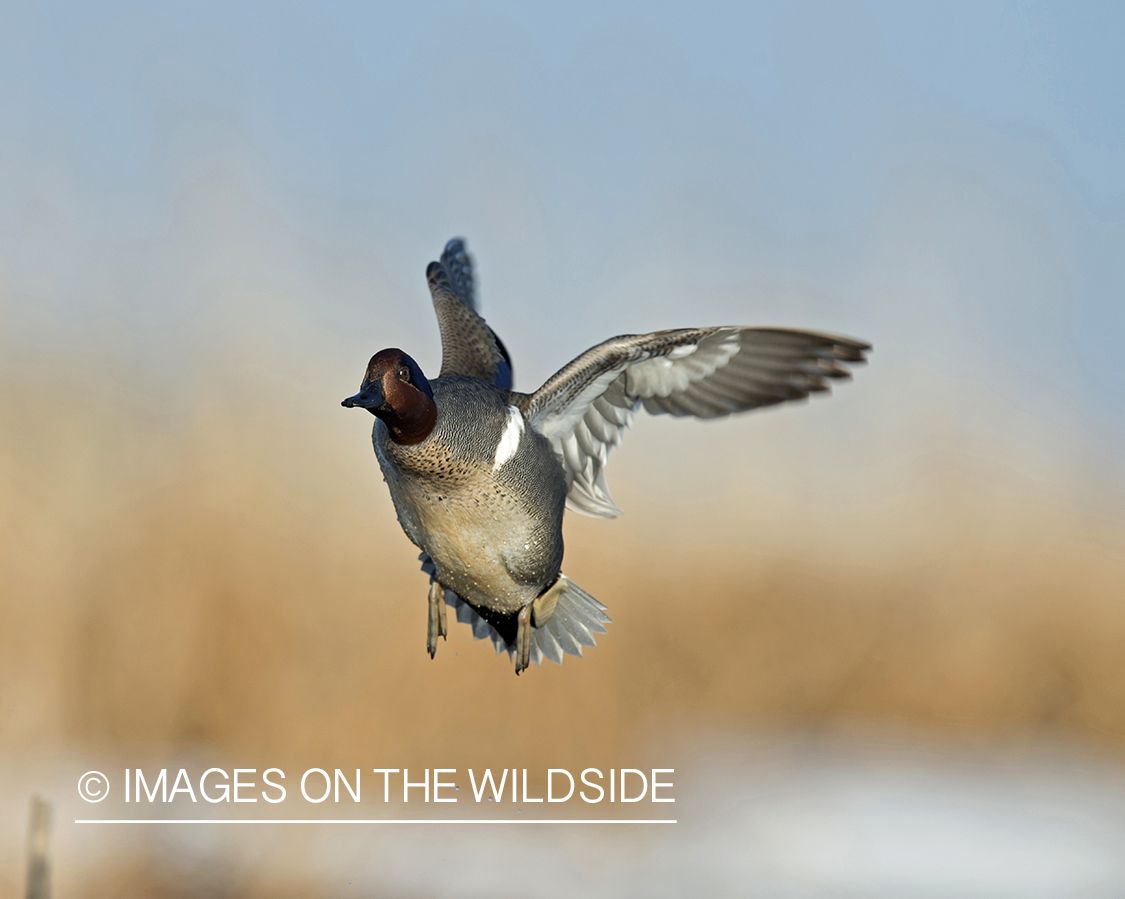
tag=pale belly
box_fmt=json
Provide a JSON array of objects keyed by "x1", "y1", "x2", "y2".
[{"x1": 386, "y1": 473, "x2": 549, "y2": 615}]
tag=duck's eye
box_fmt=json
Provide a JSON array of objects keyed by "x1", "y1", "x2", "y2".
[{"x1": 398, "y1": 368, "x2": 411, "y2": 381}]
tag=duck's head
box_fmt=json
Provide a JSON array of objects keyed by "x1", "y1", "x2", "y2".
[{"x1": 342, "y1": 348, "x2": 437, "y2": 445}]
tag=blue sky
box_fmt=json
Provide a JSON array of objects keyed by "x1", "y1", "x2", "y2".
[
  {"x1": 1, "y1": 2, "x2": 1122, "y2": 486},
  {"x1": 4, "y1": 2, "x2": 1121, "y2": 200}
]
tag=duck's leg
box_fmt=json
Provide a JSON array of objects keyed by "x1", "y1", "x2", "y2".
[
  {"x1": 514, "y1": 604, "x2": 532, "y2": 675},
  {"x1": 427, "y1": 580, "x2": 447, "y2": 658}
]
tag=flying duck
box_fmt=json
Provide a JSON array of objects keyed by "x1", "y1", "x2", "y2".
[{"x1": 344, "y1": 239, "x2": 869, "y2": 673}]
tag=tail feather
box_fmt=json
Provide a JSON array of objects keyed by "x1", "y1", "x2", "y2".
[
  {"x1": 419, "y1": 554, "x2": 610, "y2": 667},
  {"x1": 535, "y1": 622, "x2": 565, "y2": 665}
]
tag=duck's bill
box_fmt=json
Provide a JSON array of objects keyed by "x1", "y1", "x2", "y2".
[{"x1": 341, "y1": 381, "x2": 385, "y2": 414}]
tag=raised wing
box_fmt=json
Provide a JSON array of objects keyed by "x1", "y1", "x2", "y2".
[
  {"x1": 429, "y1": 238, "x2": 513, "y2": 389},
  {"x1": 516, "y1": 327, "x2": 870, "y2": 518},
  {"x1": 440, "y1": 237, "x2": 477, "y2": 311}
]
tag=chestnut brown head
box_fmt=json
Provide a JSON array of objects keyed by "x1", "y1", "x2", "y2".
[{"x1": 342, "y1": 349, "x2": 437, "y2": 445}]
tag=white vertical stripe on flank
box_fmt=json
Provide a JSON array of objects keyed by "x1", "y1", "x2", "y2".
[{"x1": 493, "y1": 405, "x2": 525, "y2": 472}]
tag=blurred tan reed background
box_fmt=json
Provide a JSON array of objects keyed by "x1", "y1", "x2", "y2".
[
  {"x1": 3, "y1": 358, "x2": 1124, "y2": 765},
  {"x1": 3, "y1": 281, "x2": 1125, "y2": 893},
  {"x1": 2, "y1": 195, "x2": 1122, "y2": 770}
]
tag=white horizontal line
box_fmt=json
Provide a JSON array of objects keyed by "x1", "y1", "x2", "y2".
[{"x1": 75, "y1": 819, "x2": 676, "y2": 825}]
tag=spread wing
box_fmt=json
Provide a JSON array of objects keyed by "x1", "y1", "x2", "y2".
[
  {"x1": 429, "y1": 238, "x2": 513, "y2": 389},
  {"x1": 515, "y1": 327, "x2": 870, "y2": 518}
]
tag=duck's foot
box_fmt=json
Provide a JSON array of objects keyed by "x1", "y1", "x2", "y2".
[
  {"x1": 514, "y1": 605, "x2": 532, "y2": 675},
  {"x1": 531, "y1": 574, "x2": 566, "y2": 627},
  {"x1": 427, "y1": 580, "x2": 447, "y2": 658}
]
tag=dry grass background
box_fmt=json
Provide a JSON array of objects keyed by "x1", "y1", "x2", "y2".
[
  {"x1": 2, "y1": 342, "x2": 1124, "y2": 896},
  {"x1": 3, "y1": 350, "x2": 1123, "y2": 767}
]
